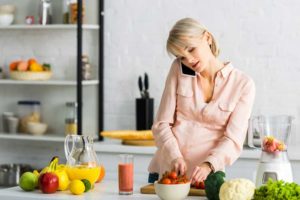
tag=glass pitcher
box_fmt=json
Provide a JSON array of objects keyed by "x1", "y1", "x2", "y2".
[{"x1": 64, "y1": 135, "x2": 100, "y2": 184}]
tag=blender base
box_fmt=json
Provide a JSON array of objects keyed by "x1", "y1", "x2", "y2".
[{"x1": 256, "y1": 162, "x2": 293, "y2": 187}]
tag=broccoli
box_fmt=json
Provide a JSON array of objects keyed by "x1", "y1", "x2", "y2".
[{"x1": 204, "y1": 171, "x2": 226, "y2": 200}]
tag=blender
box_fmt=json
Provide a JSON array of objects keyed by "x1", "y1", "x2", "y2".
[{"x1": 252, "y1": 115, "x2": 294, "y2": 187}]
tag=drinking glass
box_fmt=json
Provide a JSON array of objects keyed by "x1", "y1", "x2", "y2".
[{"x1": 118, "y1": 154, "x2": 134, "y2": 195}]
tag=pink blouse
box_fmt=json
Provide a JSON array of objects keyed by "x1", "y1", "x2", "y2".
[{"x1": 148, "y1": 59, "x2": 255, "y2": 177}]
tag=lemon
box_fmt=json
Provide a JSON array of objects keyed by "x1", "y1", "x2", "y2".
[
  {"x1": 81, "y1": 179, "x2": 92, "y2": 192},
  {"x1": 69, "y1": 180, "x2": 85, "y2": 195}
]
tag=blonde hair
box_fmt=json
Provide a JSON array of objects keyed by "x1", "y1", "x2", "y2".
[{"x1": 167, "y1": 18, "x2": 220, "y2": 57}]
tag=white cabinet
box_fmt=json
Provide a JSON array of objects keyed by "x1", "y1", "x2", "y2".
[{"x1": 0, "y1": 25, "x2": 99, "y2": 138}]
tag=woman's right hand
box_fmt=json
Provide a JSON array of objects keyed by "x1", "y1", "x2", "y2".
[{"x1": 171, "y1": 157, "x2": 187, "y2": 175}]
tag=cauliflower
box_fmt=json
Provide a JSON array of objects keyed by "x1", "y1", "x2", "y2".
[{"x1": 219, "y1": 178, "x2": 255, "y2": 200}]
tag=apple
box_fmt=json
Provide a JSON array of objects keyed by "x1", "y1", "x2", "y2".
[{"x1": 39, "y1": 172, "x2": 59, "y2": 193}]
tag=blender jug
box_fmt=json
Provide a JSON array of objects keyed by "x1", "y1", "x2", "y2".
[{"x1": 254, "y1": 115, "x2": 294, "y2": 187}]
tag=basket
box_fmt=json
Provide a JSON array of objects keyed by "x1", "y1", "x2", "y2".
[{"x1": 10, "y1": 71, "x2": 52, "y2": 81}]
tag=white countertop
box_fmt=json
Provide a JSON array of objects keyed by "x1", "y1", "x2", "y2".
[
  {"x1": 1, "y1": 133, "x2": 300, "y2": 161},
  {"x1": 94, "y1": 139, "x2": 300, "y2": 161},
  {"x1": 0, "y1": 180, "x2": 206, "y2": 200}
]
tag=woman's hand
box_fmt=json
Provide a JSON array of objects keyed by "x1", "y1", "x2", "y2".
[
  {"x1": 171, "y1": 157, "x2": 187, "y2": 175},
  {"x1": 190, "y1": 162, "x2": 212, "y2": 185}
]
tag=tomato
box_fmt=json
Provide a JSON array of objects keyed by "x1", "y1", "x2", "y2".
[
  {"x1": 161, "y1": 178, "x2": 172, "y2": 184},
  {"x1": 169, "y1": 171, "x2": 177, "y2": 179},
  {"x1": 199, "y1": 181, "x2": 205, "y2": 189},
  {"x1": 194, "y1": 181, "x2": 200, "y2": 188}
]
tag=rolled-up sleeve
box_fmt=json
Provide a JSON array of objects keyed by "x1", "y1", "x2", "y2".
[
  {"x1": 152, "y1": 60, "x2": 183, "y2": 163},
  {"x1": 205, "y1": 79, "x2": 256, "y2": 171}
]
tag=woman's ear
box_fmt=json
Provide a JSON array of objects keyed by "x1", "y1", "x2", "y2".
[{"x1": 204, "y1": 31, "x2": 212, "y2": 45}]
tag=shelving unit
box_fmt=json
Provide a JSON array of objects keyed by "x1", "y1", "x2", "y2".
[
  {"x1": 0, "y1": 24, "x2": 99, "y2": 30},
  {"x1": 0, "y1": 79, "x2": 99, "y2": 86},
  {"x1": 0, "y1": 0, "x2": 104, "y2": 140},
  {"x1": 0, "y1": 133, "x2": 65, "y2": 142}
]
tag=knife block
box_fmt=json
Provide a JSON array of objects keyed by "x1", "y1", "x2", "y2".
[{"x1": 136, "y1": 98, "x2": 154, "y2": 130}]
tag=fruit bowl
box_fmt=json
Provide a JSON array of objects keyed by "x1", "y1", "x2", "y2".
[
  {"x1": 10, "y1": 71, "x2": 52, "y2": 81},
  {"x1": 154, "y1": 181, "x2": 190, "y2": 200}
]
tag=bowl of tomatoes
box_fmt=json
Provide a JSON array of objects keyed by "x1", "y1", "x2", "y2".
[{"x1": 154, "y1": 171, "x2": 190, "y2": 200}]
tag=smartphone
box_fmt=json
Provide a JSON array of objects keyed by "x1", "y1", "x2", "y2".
[{"x1": 180, "y1": 62, "x2": 196, "y2": 76}]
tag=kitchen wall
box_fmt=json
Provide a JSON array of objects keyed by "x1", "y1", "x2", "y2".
[{"x1": 104, "y1": 0, "x2": 300, "y2": 144}]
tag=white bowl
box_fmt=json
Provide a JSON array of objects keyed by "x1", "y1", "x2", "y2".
[
  {"x1": 0, "y1": 14, "x2": 14, "y2": 26},
  {"x1": 27, "y1": 122, "x2": 48, "y2": 136},
  {"x1": 154, "y1": 181, "x2": 191, "y2": 200},
  {"x1": 0, "y1": 4, "x2": 16, "y2": 14}
]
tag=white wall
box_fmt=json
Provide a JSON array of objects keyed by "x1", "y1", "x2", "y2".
[{"x1": 104, "y1": 0, "x2": 300, "y2": 144}]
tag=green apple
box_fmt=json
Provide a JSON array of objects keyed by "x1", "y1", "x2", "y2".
[{"x1": 19, "y1": 172, "x2": 38, "y2": 191}]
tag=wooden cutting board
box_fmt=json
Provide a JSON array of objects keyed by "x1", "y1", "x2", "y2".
[
  {"x1": 122, "y1": 140, "x2": 155, "y2": 146},
  {"x1": 140, "y1": 184, "x2": 206, "y2": 196}
]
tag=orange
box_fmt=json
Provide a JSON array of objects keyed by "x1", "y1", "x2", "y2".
[
  {"x1": 28, "y1": 58, "x2": 37, "y2": 66},
  {"x1": 95, "y1": 165, "x2": 105, "y2": 183},
  {"x1": 9, "y1": 61, "x2": 21, "y2": 71}
]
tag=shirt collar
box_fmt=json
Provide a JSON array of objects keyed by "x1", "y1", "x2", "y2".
[{"x1": 219, "y1": 62, "x2": 233, "y2": 78}]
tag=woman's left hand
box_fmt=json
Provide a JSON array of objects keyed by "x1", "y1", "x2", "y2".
[{"x1": 190, "y1": 162, "x2": 212, "y2": 185}]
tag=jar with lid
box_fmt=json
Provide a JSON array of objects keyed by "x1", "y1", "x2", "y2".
[
  {"x1": 63, "y1": 0, "x2": 70, "y2": 24},
  {"x1": 82, "y1": 55, "x2": 91, "y2": 80},
  {"x1": 69, "y1": 0, "x2": 85, "y2": 24},
  {"x1": 65, "y1": 102, "x2": 77, "y2": 135},
  {"x1": 17, "y1": 101, "x2": 41, "y2": 133}
]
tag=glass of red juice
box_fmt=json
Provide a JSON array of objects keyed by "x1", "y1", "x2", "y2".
[{"x1": 118, "y1": 154, "x2": 134, "y2": 195}]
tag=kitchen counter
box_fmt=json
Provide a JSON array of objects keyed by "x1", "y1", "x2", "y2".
[{"x1": 0, "y1": 180, "x2": 206, "y2": 200}]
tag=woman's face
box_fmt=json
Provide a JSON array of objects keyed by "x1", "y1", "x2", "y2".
[{"x1": 177, "y1": 33, "x2": 214, "y2": 73}]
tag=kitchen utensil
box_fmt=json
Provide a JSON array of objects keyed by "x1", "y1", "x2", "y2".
[
  {"x1": 154, "y1": 181, "x2": 191, "y2": 200},
  {"x1": 27, "y1": 122, "x2": 47, "y2": 135},
  {"x1": 2, "y1": 112, "x2": 14, "y2": 132},
  {"x1": 38, "y1": 0, "x2": 52, "y2": 25},
  {"x1": 0, "y1": 164, "x2": 33, "y2": 187},
  {"x1": 7, "y1": 116, "x2": 19, "y2": 134},
  {"x1": 0, "y1": 13, "x2": 14, "y2": 26},
  {"x1": 0, "y1": 4, "x2": 16, "y2": 14},
  {"x1": 138, "y1": 73, "x2": 150, "y2": 98},
  {"x1": 140, "y1": 183, "x2": 205, "y2": 196},
  {"x1": 10, "y1": 71, "x2": 52, "y2": 80},
  {"x1": 64, "y1": 135, "x2": 100, "y2": 184},
  {"x1": 253, "y1": 115, "x2": 294, "y2": 187}
]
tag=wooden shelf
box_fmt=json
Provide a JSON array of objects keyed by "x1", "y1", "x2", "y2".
[
  {"x1": 0, "y1": 133, "x2": 65, "y2": 142},
  {"x1": 0, "y1": 24, "x2": 99, "y2": 30},
  {"x1": 0, "y1": 79, "x2": 99, "y2": 86}
]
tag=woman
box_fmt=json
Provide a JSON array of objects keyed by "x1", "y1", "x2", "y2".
[{"x1": 148, "y1": 18, "x2": 255, "y2": 185}]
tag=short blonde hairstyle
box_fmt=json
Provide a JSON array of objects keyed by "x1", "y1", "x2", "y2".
[{"x1": 167, "y1": 18, "x2": 220, "y2": 57}]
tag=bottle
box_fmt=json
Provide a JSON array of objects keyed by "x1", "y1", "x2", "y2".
[
  {"x1": 69, "y1": 0, "x2": 85, "y2": 24},
  {"x1": 65, "y1": 102, "x2": 78, "y2": 135},
  {"x1": 63, "y1": 0, "x2": 70, "y2": 24},
  {"x1": 38, "y1": 0, "x2": 52, "y2": 25},
  {"x1": 82, "y1": 55, "x2": 91, "y2": 80}
]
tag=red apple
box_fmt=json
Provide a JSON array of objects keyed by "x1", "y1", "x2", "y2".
[{"x1": 39, "y1": 172, "x2": 59, "y2": 194}]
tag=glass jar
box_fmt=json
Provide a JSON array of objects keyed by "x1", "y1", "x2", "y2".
[
  {"x1": 82, "y1": 55, "x2": 91, "y2": 80},
  {"x1": 65, "y1": 102, "x2": 78, "y2": 135},
  {"x1": 69, "y1": 0, "x2": 85, "y2": 24},
  {"x1": 63, "y1": 0, "x2": 70, "y2": 24},
  {"x1": 17, "y1": 101, "x2": 41, "y2": 133}
]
